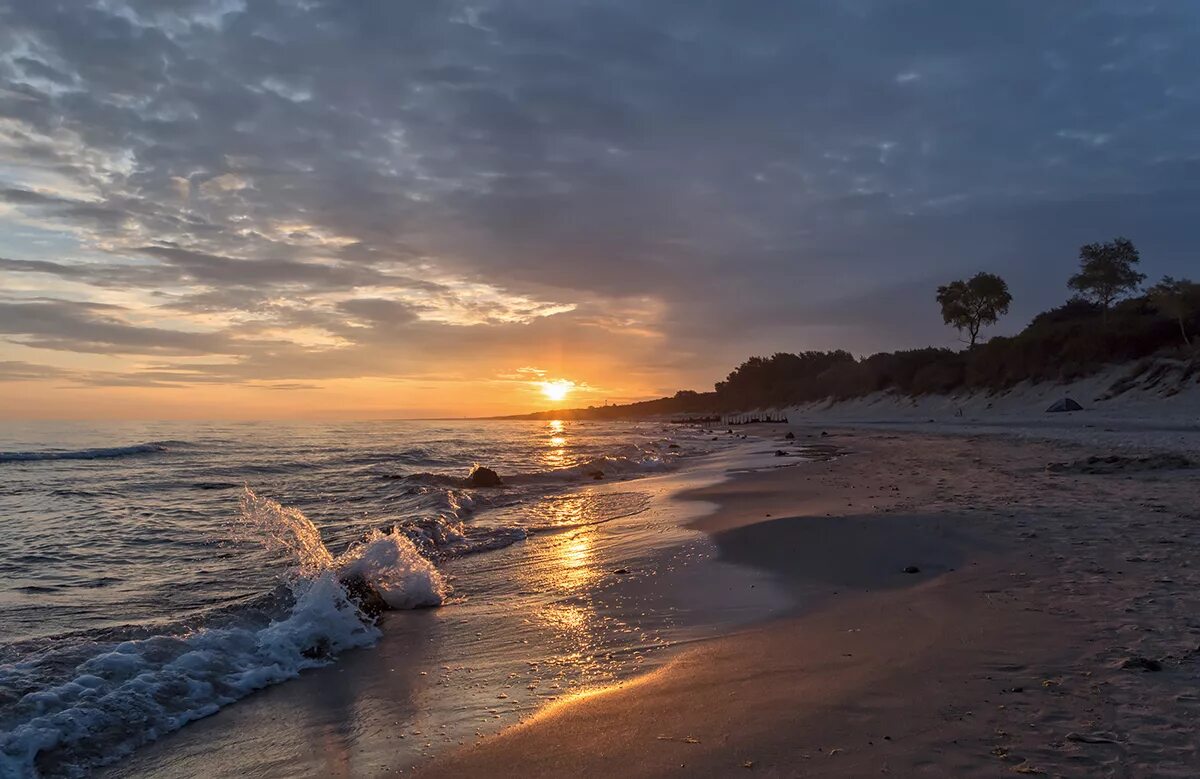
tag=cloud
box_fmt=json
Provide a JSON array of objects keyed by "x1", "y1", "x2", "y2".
[
  {"x1": 0, "y1": 298, "x2": 233, "y2": 355},
  {"x1": 1, "y1": 0, "x2": 1199, "y2": 399}
]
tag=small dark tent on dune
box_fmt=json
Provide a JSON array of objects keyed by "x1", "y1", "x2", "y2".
[{"x1": 1046, "y1": 398, "x2": 1084, "y2": 413}]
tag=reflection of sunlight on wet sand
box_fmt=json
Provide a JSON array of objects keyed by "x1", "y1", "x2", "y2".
[
  {"x1": 514, "y1": 491, "x2": 613, "y2": 686},
  {"x1": 557, "y1": 531, "x2": 598, "y2": 590}
]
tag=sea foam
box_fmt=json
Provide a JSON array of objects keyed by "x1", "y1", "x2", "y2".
[{"x1": 0, "y1": 489, "x2": 445, "y2": 778}]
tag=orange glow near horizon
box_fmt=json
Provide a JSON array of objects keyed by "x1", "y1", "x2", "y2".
[{"x1": 539, "y1": 379, "x2": 575, "y2": 403}]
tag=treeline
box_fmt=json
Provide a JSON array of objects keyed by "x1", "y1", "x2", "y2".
[
  {"x1": 713, "y1": 294, "x2": 1194, "y2": 409},
  {"x1": 501, "y1": 238, "x2": 1199, "y2": 419},
  {"x1": 717, "y1": 237, "x2": 1198, "y2": 407}
]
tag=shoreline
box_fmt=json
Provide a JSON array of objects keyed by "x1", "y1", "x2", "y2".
[
  {"x1": 100, "y1": 437, "x2": 807, "y2": 778},
  {"x1": 417, "y1": 425, "x2": 1200, "y2": 777}
]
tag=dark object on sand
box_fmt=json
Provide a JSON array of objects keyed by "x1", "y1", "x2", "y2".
[
  {"x1": 784, "y1": 431, "x2": 795, "y2": 440},
  {"x1": 774, "y1": 450, "x2": 787, "y2": 457},
  {"x1": 1045, "y1": 397, "x2": 1083, "y2": 413},
  {"x1": 588, "y1": 469, "x2": 604, "y2": 480},
  {"x1": 820, "y1": 431, "x2": 829, "y2": 437},
  {"x1": 668, "y1": 443, "x2": 680, "y2": 449},
  {"x1": 1047, "y1": 453, "x2": 1193, "y2": 475},
  {"x1": 341, "y1": 573, "x2": 388, "y2": 619},
  {"x1": 1120, "y1": 656, "x2": 1163, "y2": 672},
  {"x1": 903, "y1": 565, "x2": 921, "y2": 574},
  {"x1": 468, "y1": 465, "x2": 503, "y2": 487},
  {"x1": 612, "y1": 568, "x2": 629, "y2": 575}
]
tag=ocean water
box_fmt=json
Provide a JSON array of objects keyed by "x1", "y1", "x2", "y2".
[{"x1": 0, "y1": 419, "x2": 755, "y2": 777}]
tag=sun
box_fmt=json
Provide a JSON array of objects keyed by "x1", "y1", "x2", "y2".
[{"x1": 539, "y1": 379, "x2": 574, "y2": 403}]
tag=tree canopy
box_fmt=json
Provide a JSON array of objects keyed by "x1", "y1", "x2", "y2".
[
  {"x1": 936, "y1": 272, "x2": 1012, "y2": 348},
  {"x1": 1147, "y1": 275, "x2": 1200, "y2": 346},
  {"x1": 1067, "y1": 237, "x2": 1146, "y2": 314}
]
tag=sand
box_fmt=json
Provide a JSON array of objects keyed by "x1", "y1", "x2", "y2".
[{"x1": 418, "y1": 428, "x2": 1200, "y2": 778}]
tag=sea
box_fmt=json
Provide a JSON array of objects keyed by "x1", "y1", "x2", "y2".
[{"x1": 0, "y1": 419, "x2": 791, "y2": 778}]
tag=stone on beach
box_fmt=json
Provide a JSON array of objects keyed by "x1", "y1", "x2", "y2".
[{"x1": 1119, "y1": 656, "x2": 1163, "y2": 672}]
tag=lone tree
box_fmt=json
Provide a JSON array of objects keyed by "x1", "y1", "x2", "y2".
[
  {"x1": 1067, "y1": 237, "x2": 1145, "y2": 319},
  {"x1": 1148, "y1": 276, "x2": 1200, "y2": 347},
  {"x1": 936, "y1": 272, "x2": 1012, "y2": 348}
]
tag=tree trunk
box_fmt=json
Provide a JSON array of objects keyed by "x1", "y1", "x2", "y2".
[{"x1": 1179, "y1": 315, "x2": 1191, "y2": 347}]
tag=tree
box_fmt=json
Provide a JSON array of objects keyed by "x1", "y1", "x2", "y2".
[
  {"x1": 936, "y1": 272, "x2": 1012, "y2": 348},
  {"x1": 1147, "y1": 276, "x2": 1200, "y2": 347},
  {"x1": 1067, "y1": 237, "x2": 1145, "y2": 319}
]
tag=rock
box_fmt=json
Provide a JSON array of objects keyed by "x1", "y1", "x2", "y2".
[
  {"x1": 612, "y1": 568, "x2": 629, "y2": 575},
  {"x1": 903, "y1": 565, "x2": 921, "y2": 574},
  {"x1": 668, "y1": 443, "x2": 681, "y2": 449},
  {"x1": 1047, "y1": 453, "x2": 1193, "y2": 475},
  {"x1": 774, "y1": 450, "x2": 787, "y2": 457},
  {"x1": 1066, "y1": 732, "x2": 1119, "y2": 744},
  {"x1": 1120, "y1": 656, "x2": 1163, "y2": 672},
  {"x1": 340, "y1": 573, "x2": 388, "y2": 620},
  {"x1": 587, "y1": 469, "x2": 604, "y2": 480},
  {"x1": 467, "y1": 465, "x2": 503, "y2": 487},
  {"x1": 784, "y1": 431, "x2": 795, "y2": 440},
  {"x1": 820, "y1": 431, "x2": 829, "y2": 437}
]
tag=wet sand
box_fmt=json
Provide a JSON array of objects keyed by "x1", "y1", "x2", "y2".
[{"x1": 420, "y1": 429, "x2": 1200, "y2": 777}]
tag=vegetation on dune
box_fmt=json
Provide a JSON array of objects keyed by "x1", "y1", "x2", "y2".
[
  {"x1": 936, "y1": 271, "x2": 1012, "y2": 348},
  {"x1": 507, "y1": 238, "x2": 1199, "y2": 420},
  {"x1": 1067, "y1": 237, "x2": 1145, "y2": 320}
]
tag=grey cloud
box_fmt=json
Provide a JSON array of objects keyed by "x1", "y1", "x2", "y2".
[
  {"x1": 2, "y1": 0, "x2": 1200, "y2": 387},
  {"x1": 0, "y1": 299, "x2": 234, "y2": 355},
  {"x1": 0, "y1": 360, "x2": 69, "y2": 381}
]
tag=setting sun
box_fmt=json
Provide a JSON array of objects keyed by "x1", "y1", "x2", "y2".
[{"x1": 539, "y1": 379, "x2": 575, "y2": 402}]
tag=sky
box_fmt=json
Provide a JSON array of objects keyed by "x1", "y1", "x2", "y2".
[{"x1": 1, "y1": 1, "x2": 1199, "y2": 419}]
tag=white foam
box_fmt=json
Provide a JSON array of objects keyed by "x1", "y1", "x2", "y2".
[
  {"x1": 0, "y1": 573, "x2": 378, "y2": 777},
  {"x1": 0, "y1": 489, "x2": 447, "y2": 777},
  {"x1": 336, "y1": 529, "x2": 447, "y2": 609}
]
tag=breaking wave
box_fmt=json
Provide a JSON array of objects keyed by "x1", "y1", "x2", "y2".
[
  {"x1": 0, "y1": 489, "x2": 445, "y2": 778},
  {"x1": 0, "y1": 442, "x2": 183, "y2": 464}
]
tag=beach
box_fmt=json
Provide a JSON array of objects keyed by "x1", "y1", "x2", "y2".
[
  {"x1": 25, "y1": 418, "x2": 1192, "y2": 777},
  {"x1": 418, "y1": 425, "x2": 1200, "y2": 778}
]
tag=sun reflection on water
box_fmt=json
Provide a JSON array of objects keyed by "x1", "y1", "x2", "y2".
[{"x1": 541, "y1": 419, "x2": 568, "y2": 470}]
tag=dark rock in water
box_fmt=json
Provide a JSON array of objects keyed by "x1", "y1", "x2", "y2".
[
  {"x1": 774, "y1": 450, "x2": 787, "y2": 457},
  {"x1": 612, "y1": 568, "x2": 629, "y2": 575},
  {"x1": 820, "y1": 431, "x2": 829, "y2": 437},
  {"x1": 587, "y1": 469, "x2": 604, "y2": 480},
  {"x1": 341, "y1": 573, "x2": 388, "y2": 620},
  {"x1": 784, "y1": 431, "x2": 795, "y2": 440},
  {"x1": 903, "y1": 565, "x2": 921, "y2": 574},
  {"x1": 467, "y1": 465, "x2": 503, "y2": 487},
  {"x1": 668, "y1": 443, "x2": 681, "y2": 449},
  {"x1": 1120, "y1": 656, "x2": 1163, "y2": 672}
]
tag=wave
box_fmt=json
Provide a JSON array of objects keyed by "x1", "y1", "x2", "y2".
[
  {"x1": 391, "y1": 452, "x2": 674, "y2": 490},
  {"x1": 0, "y1": 573, "x2": 377, "y2": 777},
  {"x1": 0, "y1": 442, "x2": 181, "y2": 464},
  {"x1": 0, "y1": 489, "x2": 446, "y2": 777}
]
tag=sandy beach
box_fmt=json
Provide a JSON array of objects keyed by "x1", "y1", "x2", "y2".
[{"x1": 419, "y1": 426, "x2": 1200, "y2": 778}]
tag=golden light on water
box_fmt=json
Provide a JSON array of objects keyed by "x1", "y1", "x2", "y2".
[{"x1": 543, "y1": 419, "x2": 567, "y2": 469}]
